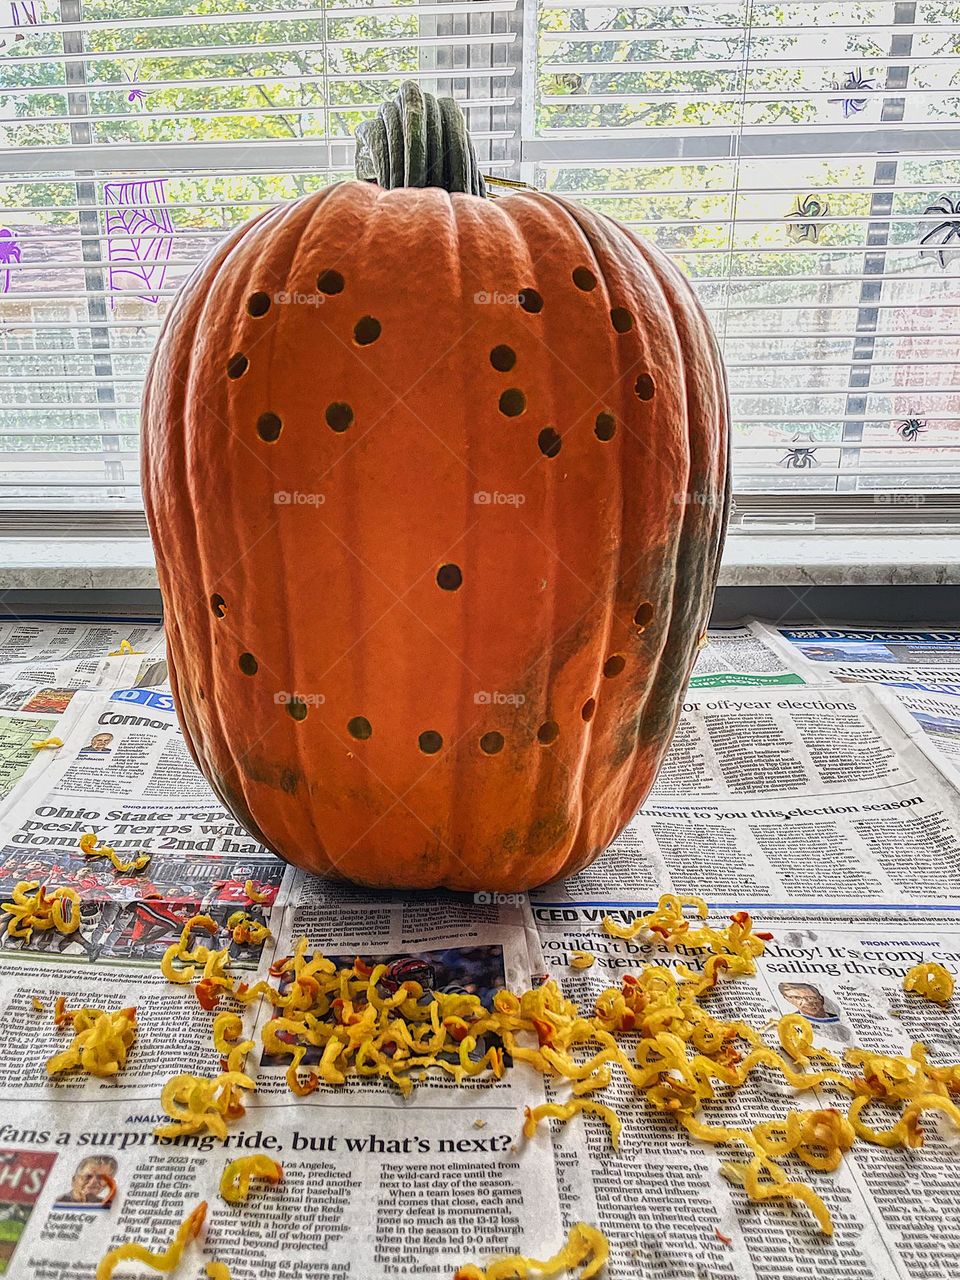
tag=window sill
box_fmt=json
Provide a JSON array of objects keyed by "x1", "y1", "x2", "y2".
[{"x1": 0, "y1": 533, "x2": 955, "y2": 592}]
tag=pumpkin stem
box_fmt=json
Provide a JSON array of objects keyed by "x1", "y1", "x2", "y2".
[{"x1": 355, "y1": 81, "x2": 486, "y2": 197}]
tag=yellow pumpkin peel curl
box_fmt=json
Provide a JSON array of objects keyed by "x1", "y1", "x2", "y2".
[
  {"x1": 453, "y1": 1222, "x2": 609, "y2": 1280},
  {"x1": 96, "y1": 1200, "x2": 207, "y2": 1280},
  {"x1": 244, "y1": 879, "x2": 270, "y2": 903},
  {"x1": 220, "y1": 1154, "x2": 283, "y2": 1204},
  {"x1": 79, "y1": 832, "x2": 152, "y2": 874},
  {"x1": 107, "y1": 638, "x2": 143, "y2": 656},
  {"x1": 524, "y1": 1100, "x2": 621, "y2": 1151},
  {"x1": 46, "y1": 1004, "x2": 137, "y2": 1079},
  {"x1": 156, "y1": 1072, "x2": 254, "y2": 1140},
  {"x1": 904, "y1": 961, "x2": 954, "y2": 1003},
  {"x1": 2, "y1": 880, "x2": 80, "y2": 941}
]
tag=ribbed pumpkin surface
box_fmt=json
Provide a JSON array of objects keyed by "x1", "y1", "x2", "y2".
[{"x1": 142, "y1": 181, "x2": 729, "y2": 891}]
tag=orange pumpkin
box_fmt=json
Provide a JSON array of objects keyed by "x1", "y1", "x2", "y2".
[{"x1": 142, "y1": 155, "x2": 728, "y2": 892}]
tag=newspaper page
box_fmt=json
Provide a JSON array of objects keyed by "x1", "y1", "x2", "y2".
[
  {"x1": 0, "y1": 619, "x2": 165, "y2": 715},
  {"x1": 758, "y1": 625, "x2": 960, "y2": 689},
  {"x1": 879, "y1": 683, "x2": 960, "y2": 784},
  {"x1": 534, "y1": 684, "x2": 960, "y2": 918},
  {"x1": 0, "y1": 619, "x2": 959, "y2": 1278},
  {"x1": 752, "y1": 623, "x2": 960, "y2": 786},
  {"x1": 688, "y1": 623, "x2": 807, "y2": 691},
  {"x1": 533, "y1": 909, "x2": 960, "y2": 1278}
]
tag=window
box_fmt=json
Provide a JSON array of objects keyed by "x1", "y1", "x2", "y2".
[{"x1": 0, "y1": 0, "x2": 957, "y2": 522}]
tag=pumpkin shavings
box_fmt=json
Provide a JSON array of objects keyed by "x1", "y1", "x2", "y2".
[
  {"x1": 96, "y1": 1200, "x2": 207, "y2": 1280},
  {"x1": 107, "y1": 639, "x2": 143, "y2": 656},
  {"x1": 845, "y1": 1041, "x2": 960, "y2": 1148},
  {"x1": 524, "y1": 1099, "x2": 621, "y2": 1150},
  {"x1": 244, "y1": 879, "x2": 270, "y2": 904},
  {"x1": 453, "y1": 1222, "x2": 609, "y2": 1280},
  {"x1": 777, "y1": 1012, "x2": 840, "y2": 1069},
  {"x1": 79, "y1": 832, "x2": 152, "y2": 874},
  {"x1": 219, "y1": 1154, "x2": 283, "y2": 1204},
  {"x1": 31, "y1": 997, "x2": 44, "y2": 1012},
  {"x1": 206, "y1": 1265, "x2": 232, "y2": 1280},
  {"x1": 720, "y1": 1154, "x2": 834, "y2": 1237},
  {"x1": 904, "y1": 961, "x2": 954, "y2": 1004},
  {"x1": 212, "y1": 1012, "x2": 254, "y2": 1074},
  {"x1": 569, "y1": 951, "x2": 595, "y2": 970},
  {"x1": 155, "y1": 893, "x2": 960, "y2": 1240},
  {"x1": 226, "y1": 910, "x2": 272, "y2": 946},
  {"x1": 31, "y1": 736, "x2": 63, "y2": 750},
  {"x1": 751, "y1": 1107, "x2": 855, "y2": 1172},
  {"x1": 46, "y1": 1004, "x2": 137, "y2": 1078},
  {"x1": 2, "y1": 880, "x2": 80, "y2": 941},
  {"x1": 160, "y1": 914, "x2": 222, "y2": 985},
  {"x1": 156, "y1": 1071, "x2": 255, "y2": 1140}
]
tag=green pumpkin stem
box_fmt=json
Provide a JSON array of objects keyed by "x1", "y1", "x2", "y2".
[{"x1": 355, "y1": 81, "x2": 486, "y2": 197}]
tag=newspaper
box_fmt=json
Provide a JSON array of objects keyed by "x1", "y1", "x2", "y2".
[
  {"x1": 758, "y1": 625, "x2": 960, "y2": 690},
  {"x1": 1, "y1": 617, "x2": 959, "y2": 1278}
]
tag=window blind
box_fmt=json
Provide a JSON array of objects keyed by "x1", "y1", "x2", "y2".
[
  {"x1": 531, "y1": 0, "x2": 960, "y2": 506},
  {"x1": 0, "y1": 0, "x2": 957, "y2": 517}
]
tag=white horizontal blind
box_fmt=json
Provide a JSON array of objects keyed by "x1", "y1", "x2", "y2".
[
  {"x1": 0, "y1": 0, "x2": 957, "y2": 511},
  {"x1": 0, "y1": 0, "x2": 520, "y2": 507},
  {"x1": 531, "y1": 0, "x2": 960, "y2": 495}
]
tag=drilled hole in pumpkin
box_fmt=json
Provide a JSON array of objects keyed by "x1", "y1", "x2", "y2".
[
  {"x1": 436, "y1": 563, "x2": 463, "y2": 591},
  {"x1": 226, "y1": 352, "x2": 248, "y2": 379},
  {"x1": 572, "y1": 266, "x2": 597, "y2": 291},
  {"x1": 537, "y1": 720, "x2": 559, "y2": 745},
  {"x1": 634, "y1": 601, "x2": 654, "y2": 631},
  {"x1": 348, "y1": 716, "x2": 372, "y2": 740},
  {"x1": 490, "y1": 344, "x2": 516, "y2": 372},
  {"x1": 480, "y1": 731, "x2": 504, "y2": 755},
  {"x1": 238, "y1": 652, "x2": 259, "y2": 676},
  {"x1": 419, "y1": 730, "x2": 443, "y2": 755},
  {"x1": 198, "y1": 687, "x2": 205, "y2": 701},
  {"x1": 611, "y1": 307, "x2": 634, "y2": 333},
  {"x1": 326, "y1": 402, "x2": 353, "y2": 433},
  {"x1": 635, "y1": 373, "x2": 656, "y2": 401},
  {"x1": 595, "y1": 412, "x2": 616, "y2": 442},
  {"x1": 317, "y1": 269, "x2": 344, "y2": 295},
  {"x1": 519, "y1": 289, "x2": 543, "y2": 314},
  {"x1": 247, "y1": 292, "x2": 271, "y2": 317},
  {"x1": 287, "y1": 697, "x2": 308, "y2": 722},
  {"x1": 210, "y1": 593, "x2": 226, "y2": 618},
  {"x1": 499, "y1": 388, "x2": 526, "y2": 417},
  {"x1": 256, "y1": 412, "x2": 282, "y2": 443},
  {"x1": 603, "y1": 654, "x2": 626, "y2": 678},
  {"x1": 538, "y1": 427, "x2": 562, "y2": 458},
  {"x1": 354, "y1": 315, "x2": 381, "y2": 346},
  {"x1": 581, "y1": 697, "x2": 596, "y2": 722}
]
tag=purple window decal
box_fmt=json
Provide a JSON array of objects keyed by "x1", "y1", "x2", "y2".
[
  {"x1": 104, "y1": 178, "x2": 174, "y2": 306},
  {"x1": 0, "y1": 227, "x2": 21, "y2": 295},
  {"x1": 1, "y1": 0, "x2": 38, "y2": 52},
  {"x1": 123, "y1": 68, "x2": 148, "y2": 107}
]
